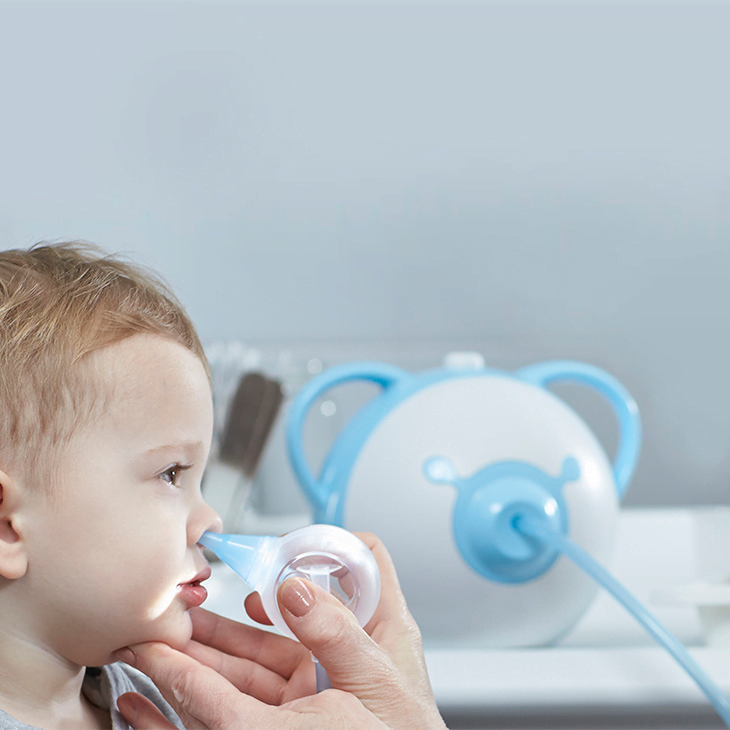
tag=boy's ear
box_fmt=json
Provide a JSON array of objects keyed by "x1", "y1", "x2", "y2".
[{"x1": 0, "y1": 469, "x2": 29, "y2": 580}]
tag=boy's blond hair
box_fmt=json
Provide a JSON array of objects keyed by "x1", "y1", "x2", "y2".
[{"x1": 0, "y1": 241, "x2": 208, "y2": 488}]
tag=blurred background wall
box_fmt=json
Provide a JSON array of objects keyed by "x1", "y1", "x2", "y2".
[{"x1": 1, "y1": 0, "x2": 728, "y2": 507}]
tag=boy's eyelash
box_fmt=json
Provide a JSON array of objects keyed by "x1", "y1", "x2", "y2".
[{"x1": 159, "y1": 463, "x2": 193, "y2": 487}]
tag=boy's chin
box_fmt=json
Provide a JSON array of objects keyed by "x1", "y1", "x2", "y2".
[
  {"x1": 144, "y1": 611, "x2": 195, "y2": 650},
  {"x1": 106, "y1": 613, "x2": 194, "y2": 666}
]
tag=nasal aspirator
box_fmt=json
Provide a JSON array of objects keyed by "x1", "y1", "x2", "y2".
[{"x1": 199, "y1": 524, "x2": 381, "y2": 691}]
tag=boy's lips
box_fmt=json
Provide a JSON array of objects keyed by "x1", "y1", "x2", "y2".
[
  {"x1": 178, "y1": 566, "x2": 211, "y2": 607},
  {"x1": 179, "y1": 565, "x2": 212, "y2": 587}
]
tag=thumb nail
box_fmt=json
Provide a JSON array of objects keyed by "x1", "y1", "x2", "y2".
[{"x1": 279, "y1": 578, "x2": 315, "y2": 618}]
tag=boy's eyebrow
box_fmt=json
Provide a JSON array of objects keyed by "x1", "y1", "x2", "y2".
[{"x1": 143, "y1": 441, "x2": 206, "y2": 459}]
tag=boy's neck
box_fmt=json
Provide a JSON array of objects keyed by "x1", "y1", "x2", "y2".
[{"x1": 0, "y1": 625, "x2": 110, "y2": 730}]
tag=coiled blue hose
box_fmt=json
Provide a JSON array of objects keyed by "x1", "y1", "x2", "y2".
[{"x1": 514, "y1": 514, "x2": 730, "y2": 728}]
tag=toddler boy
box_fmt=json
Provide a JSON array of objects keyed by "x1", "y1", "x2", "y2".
[{"x1": 0, "y1": 242, "x2": 222, "y2": 729}]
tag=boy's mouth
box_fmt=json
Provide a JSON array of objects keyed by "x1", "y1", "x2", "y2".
[
  {"x1": 178, "y1": 566, "x2": 212, "y2": 608},
  {"x1": 179, "y1": 566, "x2": 212, "y2": 588}
]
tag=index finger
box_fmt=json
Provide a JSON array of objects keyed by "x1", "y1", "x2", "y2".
[
  {"x1": 119, "y1": 641, "x2": 269, "y2": 730},
  {"x1": 190, "y1": 607, "x2": 307, "y2": 677}
]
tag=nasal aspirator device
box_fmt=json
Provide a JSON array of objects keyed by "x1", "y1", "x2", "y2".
[
  {"x1": 199, "y1": 524, "x2": 381, "y2": 688},
  {"x1": 287, "y1": 357, "x2": 636, "y2": 647}
]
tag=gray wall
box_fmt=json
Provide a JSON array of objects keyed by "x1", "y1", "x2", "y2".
[{"x1": 1, "y1": 0, "x2": 729, "y2": 507}]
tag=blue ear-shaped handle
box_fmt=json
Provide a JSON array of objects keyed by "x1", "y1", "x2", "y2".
[
  {"x1": 286, "y1": 362, "x2": 409, "y2": 514},
  {"x1": 515, "y1": 360, "x2": 641, "y2": 500}
]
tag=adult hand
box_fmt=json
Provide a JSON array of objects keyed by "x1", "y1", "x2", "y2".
[{"x1": 116, "y1": 533, "x2": 447, "y2": 730}]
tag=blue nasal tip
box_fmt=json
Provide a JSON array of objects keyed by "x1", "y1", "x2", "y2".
[
  {"x1": 198, "y1": 531, "x2": 223, "y2": 551},
  {"x1": 196, "y1": 531, "x2": 275, "y2": 588}
]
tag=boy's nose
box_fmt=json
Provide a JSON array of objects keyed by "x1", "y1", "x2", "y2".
[
  {"x1": 207, "y1": 508, "x2": 224, "y2": 535},
  {"x1": 189, "y1": 500, "x2": 224, "y2": 546}
]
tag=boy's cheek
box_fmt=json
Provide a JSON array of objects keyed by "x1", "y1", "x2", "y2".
[
  {"x1": 86, "y1": 580, "x2": 193, "y2": 645},
  {"x1": 114, "y1": 599, "x2": 195, "y2": 655},
  {"x1": 123, "y1": 500, "x2": 189, "y2": 541}
]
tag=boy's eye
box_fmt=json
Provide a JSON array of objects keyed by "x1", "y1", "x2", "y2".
[{"x1": 159, "y1": 463, "x2": 191, "y2": 487}]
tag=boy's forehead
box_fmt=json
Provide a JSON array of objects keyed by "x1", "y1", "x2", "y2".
[
  {"x1": 89, "y1": 334, "x2": 213, "y2": 440},
  {"x1": 95, "y1": 334, "x2": 208, "y2": 390}
]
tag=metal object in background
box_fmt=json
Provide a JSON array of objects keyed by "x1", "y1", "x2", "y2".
[
  {"x1": 203, "y1": 371, "x2": 283, "y2": 532},
  {"x1": 205, "y1": 342, "x2": 325, "y2": 536}
]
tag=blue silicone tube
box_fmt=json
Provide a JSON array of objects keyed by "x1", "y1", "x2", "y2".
[{"x1": 514, "y1": 514, "x2": 730, "y2": 728}]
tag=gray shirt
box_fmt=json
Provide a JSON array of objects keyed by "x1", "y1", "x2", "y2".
[{"x1": 0, "y1": 663, "x2": 185, "y2": 730}]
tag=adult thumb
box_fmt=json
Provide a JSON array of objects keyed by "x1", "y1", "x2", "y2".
[{"x1": 277, "y1": 578, "x2": 402, "y2": 712}]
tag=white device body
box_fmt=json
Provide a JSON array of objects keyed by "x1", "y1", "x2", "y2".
[
  {"x1": 287, "y1": 359, "x2": 640, "y2": 649},
  {"x1": 342, "y1": 375, "x2": 618, "y2": 647}
]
